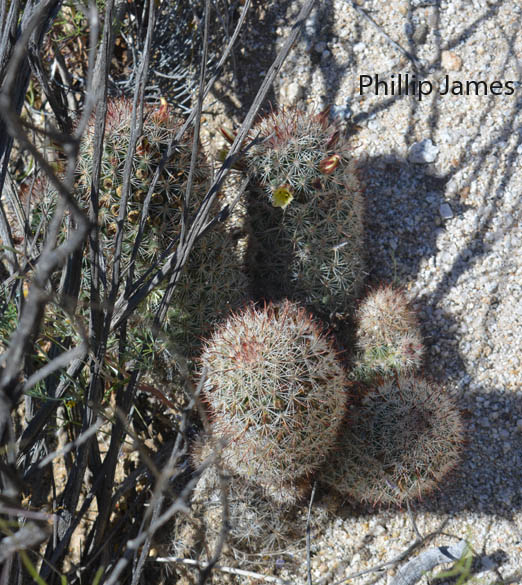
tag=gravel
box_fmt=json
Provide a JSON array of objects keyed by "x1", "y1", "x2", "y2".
[{"x1": 196, "y1": 0, "x2": 522, "y2": 582}]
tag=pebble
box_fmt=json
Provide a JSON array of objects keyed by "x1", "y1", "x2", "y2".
[
  {"x1": 481, "y1": 556, "x2": 496, "y2": 571},
  {"x1": 281, "y1": 81, "x2": 303, "y2": 103},
  {"x1": 439, "y1": 202, "x2": 454, "y2": 220},
  {"x1": 321, "y1": 49, "x2": 331, "y2": 61},
  {"x1": 441, "y1": 50, "x2": 463, "y2": 71},
  {"x1": 408, "y1": 139, "x2": 440, "y2": 163},
  {"x1": 413, "y1": 22, "x2": 429, "y2": 45}
]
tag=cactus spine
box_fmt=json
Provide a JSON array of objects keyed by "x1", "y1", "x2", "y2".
[{"x1": 352, "y1": 285, "x2": 425, "y2": 382}]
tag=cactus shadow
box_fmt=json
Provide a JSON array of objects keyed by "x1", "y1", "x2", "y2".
[{"x1": 419, "y1": 386, "x2": 522, "y2": 517}]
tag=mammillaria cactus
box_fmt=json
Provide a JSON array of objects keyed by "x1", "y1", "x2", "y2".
[
  {"x1": 322, "y1": 376, "x2": 464, "y2": 507},
  {"x1": 176, "y1": 435, "x2": 305, "y2": 554},
  {"x1": 199, "y1": 299, "x2": 348, "y2": 492},
  {"x1": 76, "y1": 97, "x2": 207, "y2": 273},
  {"x1": 75, "y1": 97, "x2": 248, "y2": 350},
  {"x1": 244, "y1": 107, "x2": 365, "y2": 317},
  {"x1": 352, "y1": 285, "x2": 425, "y2": 382},
  {"x1": 245, "y1": 107, "x2": 349, "y2": 201}
]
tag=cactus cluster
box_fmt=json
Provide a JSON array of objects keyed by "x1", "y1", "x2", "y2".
[
  {"x1": 6, "y1": 98, "x2": 465, "y2": 556},
  {"x1": 169, "y1": 107, "x2": 465, "y2": 553},
  {"x1": 245, "y1": 107, "x2": 365, "y2": 317}
]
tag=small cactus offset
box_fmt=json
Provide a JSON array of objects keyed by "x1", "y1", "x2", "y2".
[
  {"x1": 322, "y1": 376, "x2": 464, "y2": 507},
  {"x1": 199, "y1": 299, "x2": 348, "y2": 491},
  {"x1": 245, "y1": 107, "x2": 365, "y2": 317},
  {"x1": 352, "y1": 286, "x2": 425, "y2": 382}
]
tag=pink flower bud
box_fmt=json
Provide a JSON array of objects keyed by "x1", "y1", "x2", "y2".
[{"x1": 319, "y1": 154, "x2": 341, "y2": 175}]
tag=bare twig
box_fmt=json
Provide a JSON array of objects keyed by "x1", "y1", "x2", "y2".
[
  {"x1": 319, "y1": 526, "x2": 448, "y2": 585},
  {"x1": 406, "y1": 499, "x2": 423, "y2": 542},
  {"x1": 390, "y1": 540, "x2": 468, "y2": 585},
  {"x1": 22, "y1": 341, "x2": 88, "y2": 394},
  {"x1": 0, "y1": 523, "x2": 49, "y2": 564},
  {"x1": 0, "y1": 0, "x2": 94, "y2": 439},
  {"x1": 153, "y1": 557, "x2": 293, "y2": 585},
  {"x1": 36, "y1": 418, "x2": 103, "y2": 469},
  {"x1": 180, "y1": 0, "x2": 211, "y2": 247}
]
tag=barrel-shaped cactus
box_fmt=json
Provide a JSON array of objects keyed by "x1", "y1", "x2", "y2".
[
  {"x1": 245, "y1": 107, "x2": 349, "y2": 202},
  {"x1": 76, "y1": 97, "x2": 207, "y2": 273},
  {"x1": 245, "y1": 107, "x2": 365, "y2": 318},
  {"x1": 322, "y1": 376, "x2": 464, "y2": 506},
  {"x1": 200, "y1": 300, "x2": 348, "y2": 490},
  {"x1": 352, "y1": 286, "x2": 424, "y2": 382}
]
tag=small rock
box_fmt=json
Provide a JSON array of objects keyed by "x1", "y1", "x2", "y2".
[
  {"x1": 438, "y1": 129, "x2": 452, "y2": 143},
  {"x1": 321, "y1": 49, "x2": 331, "y2": 61},
  {"x1": 332, "y1": 102, "x2": 352, "y2": 120},
  {"x1": 314, "y1": 41, "x2": 327, "y2": 54},
  {"x1": 281, "y1": 81, "x2": 303, "y2": 103},
  {"x1": 353, "y1": 42, "x2": 366, "y2": 52},
  {"x1": 481, "y1": 556, "x2": 496, "y2": 571},
  {"x1": 441, "y1": 50, "x2": 463, "y2": 71},
  {"x1": 408, "y1": 139, "x2": 439, "y2": 164},
  {"x1": 516, "y1": 419, "x2": 522, "y2": 432},
  {"x1": 413, "y1": 22, "x2": 429, "y2": 45},
  {"x1": 439, "y1": 202, "x2": 454, "y2": 220}
]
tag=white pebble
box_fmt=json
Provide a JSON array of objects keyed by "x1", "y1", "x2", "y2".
[{"x1": 408, "y1": 139, "x2": 440, "y2": 164}]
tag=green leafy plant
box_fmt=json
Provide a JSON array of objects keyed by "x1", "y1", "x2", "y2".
[{"x1": 432, "y1": 542, "x2": 474, "y2": 585}]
